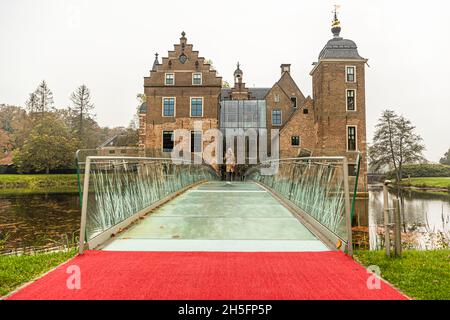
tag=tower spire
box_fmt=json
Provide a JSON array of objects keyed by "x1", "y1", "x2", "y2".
[
  {"x1": 152, "y1": 53, "x2": 159, "y2": 71},
  {"x1": 331, "y1": 4, "x2": 341, "y2": 38},
  {"x1": 233, "y1": 61, "x2": 243, "y2": 85}
]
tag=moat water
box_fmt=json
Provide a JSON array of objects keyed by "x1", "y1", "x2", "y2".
[
  {"x1": 0, "y1": 193, "x2": 80, "y2": 254},
  {"x1": 0, "y1": 188, "x2": 449, "y2": 253},
  {"x1": 354, "y1": 187, "x2": 450, "y2": 250}
]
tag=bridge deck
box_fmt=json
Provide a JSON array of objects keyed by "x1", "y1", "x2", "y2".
[
  {"x1": 102, "y1": 181, "x2": 329, "y2": 252},
  {"x1": 6, "y1": 181, "x2": 408, "y2": 300}
]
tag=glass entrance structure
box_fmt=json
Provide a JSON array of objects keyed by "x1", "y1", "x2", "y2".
[{"x1": 219, "y1": 100, "x2": 266, "y2": 130}]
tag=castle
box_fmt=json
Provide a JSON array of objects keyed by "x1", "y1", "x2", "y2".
[{"x1": 138, "y1": 14, "x2": 368, "y2": 186}]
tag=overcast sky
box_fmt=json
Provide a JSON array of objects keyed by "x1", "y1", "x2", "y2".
[{"x1": 1, "y1": 0, "x2": 449, "y2": 161}]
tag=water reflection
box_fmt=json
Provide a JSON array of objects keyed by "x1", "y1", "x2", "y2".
[
  {"x1": 0, "y1": 193, "x2": 80, "y2": 254},
  {"x1": 355, "y1": 187, "x2": 450, "y2": 250},
  {"x1": 1, "y1": 188, "x2": 449, "y2": 253}
]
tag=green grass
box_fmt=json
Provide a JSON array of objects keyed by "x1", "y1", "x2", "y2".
[
  {"x1": 355, "y1": 249, "x2": 450, "y2": 300},
  {"x1": 400, "y1": 177, "x2": 450, "y2": 190},
  {"x1": 0, "y1": 174, "x2": 79, "y2": 194},
  {"x1": 0, "y1": 249, "x2": 77, "y2": 297}
]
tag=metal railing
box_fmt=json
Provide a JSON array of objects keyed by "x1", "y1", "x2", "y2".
[
  {"x1": 245, "y1": 156, "x2": 357, "y2": 255},
  {"x1": 76, "y1": 155, "x2": 219, "y2": 253},
  {"x1": 75, "y1": 150, "x2": 360, "y2": 255}
]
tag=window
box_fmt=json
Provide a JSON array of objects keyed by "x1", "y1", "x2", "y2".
[
  {"x1": 346, "y1": 90, "x2": 355, "y2": 111},
  {"x1": 192, "y1": 73, "x2": 202, "y2": 85},
  {"x1": 165, "y1": 73, "x2": 174, "y2": 85},
  {"x1": 190, "y1": 97, "x2": 203, "y2": 117},
  {"x1": 303, "y1": 108, "x2": 309, "y2": 114},
  {"x1": 291, "y1": 97, "x2": 297, "y2": 108},
  {"x1": 274, "y1": 94, "x2": 280, "y2": 103},
  {"x1": 347, "y1": 126, "x2": 357, "y2": 151},
  {"x1": 346, "y1": 66, "x2": 355, "y2": 82},
  {"x1": 272, "y1": 109, "x2": 282, "y2": 126},
  {"x1": 162, "y1": 131, "x2": 174, "y2": 152},
  {"x1": 163, "y1": 98, "x2": 175, "y2": 117},
  {"x1": 291, "y1": 136, "x2": 300, "y2": 146},
  {"x1": 191, "y1": 131, "x2": 202, "y2": 153},
  {"x1": 348, "y1": 164, "x2": 357, "y2": 177}
]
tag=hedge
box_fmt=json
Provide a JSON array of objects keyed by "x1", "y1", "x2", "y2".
[{"x1": 387, "y1": 164, "x2": 450, "y2": 178}]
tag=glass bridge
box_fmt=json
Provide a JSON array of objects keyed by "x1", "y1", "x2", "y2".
[{"x1": 76, "y1": 150, "x2": 361, "y2": 256}]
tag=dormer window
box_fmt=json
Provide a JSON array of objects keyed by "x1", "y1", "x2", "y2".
[
  {"x1": 192, "y1": 73, "x2": 202, "y2": 85},
  {"x1": 165, "y1": 73, "x2": 174, "y2": 85},
  {"x1": 346, "y1": 66, "x2": 355, "y2": 82}
]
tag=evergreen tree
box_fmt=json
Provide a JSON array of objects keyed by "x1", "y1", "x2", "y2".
[
  {"x1": 440, "y1": 148, "x2": 450, "y2": 165},
  {"x1": 70, "y1": 84, "x2": 94, "y2": 143},
  {"x1": 34, "y1": 80, "x2": 54, "y2": 116},
  {"x1": 25, "y1": 92, "x2": 39, "y2": 114},
  {"x1": 27, "y1": 80, "x2": 54, "y2": 117}
]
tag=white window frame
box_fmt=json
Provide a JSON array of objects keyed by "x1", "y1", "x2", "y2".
[
  {"x1": 192, "y1": 73, "x2": 202, "y2": 85},
  {"x1": 345, "y1": 66, "x2": 356, "y2": 83},
  {"x1": 346, "y1": 125, "x2": 358, "y2": 152},
  {"x1": 164, "y1": 73, "x2": 175, "y2": 86},
  {"x1": 346, "y1": 89, "x2": 357, "y2": 112},
  {"x1": 161, "y1": 129, "x2": 174, "y2": 153},
  {"x1": 162, "y1": 97, "x2": 176, "y2": 117},
  {"x1": 190, "y1": 97, "x2": 204, "y2": 117},
  {"x1": 274, "y1": 94, "x2": 280, "y2": 103},
  {"x1": 272, "y1": 109, "x2": 282, "y2": 126},
  {"x1": 190, "y1": 130, "x2": 203, "y2": 153}
]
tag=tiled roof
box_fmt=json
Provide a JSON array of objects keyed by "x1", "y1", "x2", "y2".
[
  {"x1": 249, "y1": 88, "x2": 270, "y2": 100},
  {"x1": 220, "y1": 88, "x2": 270, "y2": 101}
]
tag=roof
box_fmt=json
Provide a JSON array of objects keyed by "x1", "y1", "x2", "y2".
[
  {"x1": 220, "y1": 88, "x2": 270, "y2": 101},
  {"x1": 99, "y1": 134, "x2": 121, "y2": 148},
  {"x1": 249, "y1": 88, "x2": 270, "y2": 100},
  {"x1": 318, "y1": 37, "x2": 365, "y2": 60},
  {"x1": 139, "y1": 102, "x2": 147, "y2": 113},
  {"x1": 221, "y1": 88, "x2": 231, "y2": 98},
  {"x1": 0, "y1": 152, "x2": 13, "y2": 166}
]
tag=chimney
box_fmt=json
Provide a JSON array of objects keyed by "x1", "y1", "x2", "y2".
[{"x1": 280, "y1": 64, "x2": 291, "y2": 75}]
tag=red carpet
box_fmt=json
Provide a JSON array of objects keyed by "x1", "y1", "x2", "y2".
[{"x1": 7, "y1": 251, "x2": 407, "y2": 300}]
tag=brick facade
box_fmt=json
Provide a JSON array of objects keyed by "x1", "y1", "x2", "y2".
[{"x1": 140, "y1": 21, "x2": 368, "y2": 188}]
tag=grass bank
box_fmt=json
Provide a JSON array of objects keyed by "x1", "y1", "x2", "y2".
[
  {"x1": 0, "y1": 174, "x2": 79, "y2": 194},
  {"x1": 0, "y1": 249, "x2": 77, "y2": 298},
  {"x1": 400, "y1": 177, "x2": 450, "y2": 191},
  {"x1": 355, "y1": 249, "x2": 450, "y2": 300}
]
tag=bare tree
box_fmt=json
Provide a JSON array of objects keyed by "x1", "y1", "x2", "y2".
[
  {"x1": 369, "y1": 110, "x2": 425, "y2": 183},
  {"x1": 70, "y1": 84, "x2": 94, "y2": 139}
]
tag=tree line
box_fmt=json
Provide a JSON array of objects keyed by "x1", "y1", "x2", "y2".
[{"x1": 0, "y1": 80, "x2": 138, "y2": 173}]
